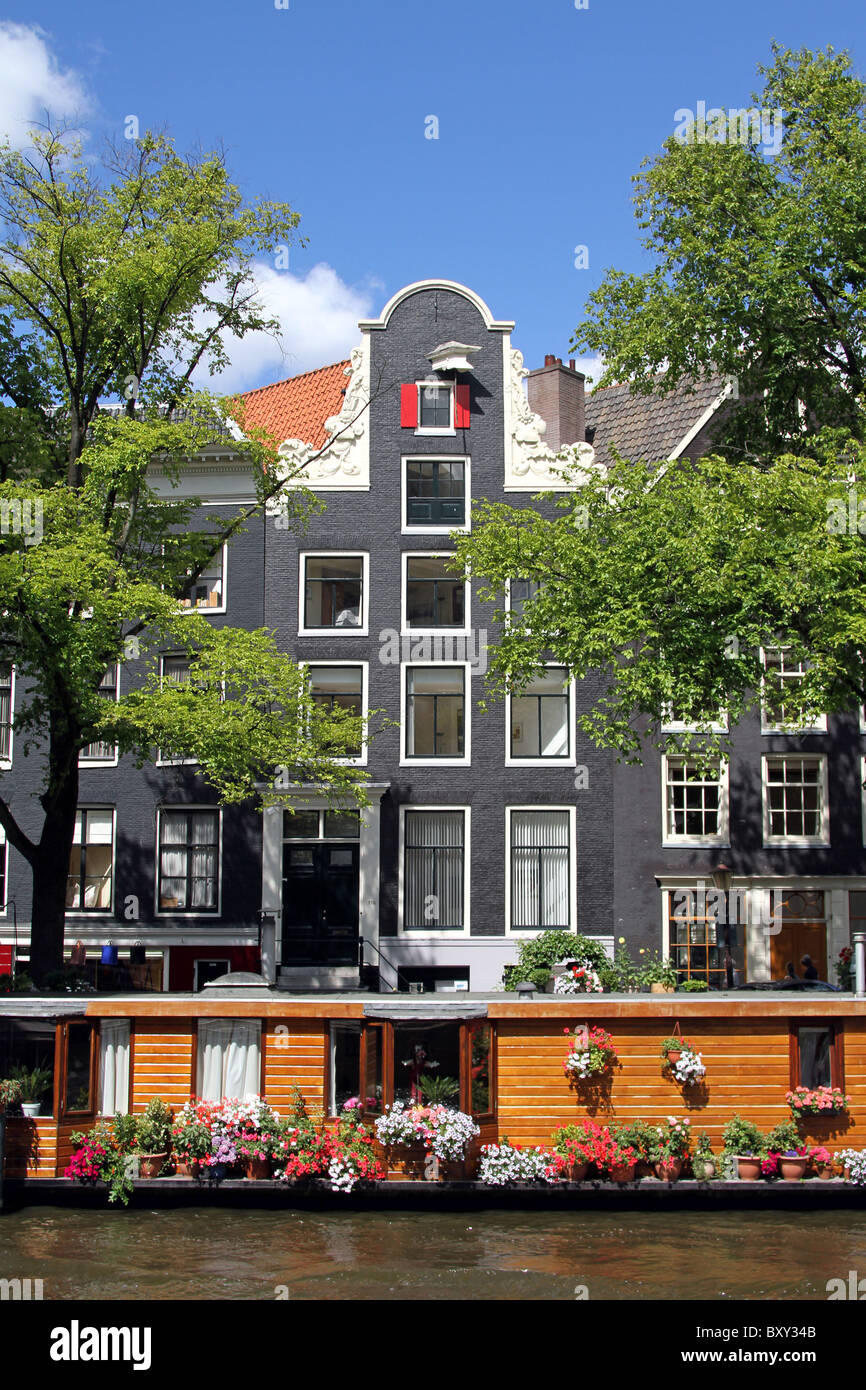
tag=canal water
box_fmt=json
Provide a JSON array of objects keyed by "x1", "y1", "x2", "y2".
[{"x1": 1, "y1": 1206, "x2": 864, "y2": 1299}]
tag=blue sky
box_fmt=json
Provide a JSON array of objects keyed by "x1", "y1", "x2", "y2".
[{"x1": 1, "y1": 0, "x2": 864, "y2": 390}]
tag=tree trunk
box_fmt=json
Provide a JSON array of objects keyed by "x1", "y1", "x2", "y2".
[{"x1": 29, "y1": 735, "x2": 80, "y2": 985}]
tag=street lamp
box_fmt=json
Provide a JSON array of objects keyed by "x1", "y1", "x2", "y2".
[{"x1": 712, "y1": 863, "x2": 735, "y2": 990}]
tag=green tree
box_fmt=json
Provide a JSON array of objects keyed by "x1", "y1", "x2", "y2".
[
  {"x1": 0, "y1": 129, "x2": 368, "y2": 982},
  {"x1": 574, "y1": 44, "x2": 866, "y2": 460}
]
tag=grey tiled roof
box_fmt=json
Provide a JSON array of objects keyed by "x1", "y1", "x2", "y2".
[{"x1": 585, "y1": 376, "x2": 726, "y2": 467}]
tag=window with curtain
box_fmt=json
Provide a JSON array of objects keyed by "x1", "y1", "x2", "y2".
[
  {"x1": 404, "y1": 809, "x2": 465, "y2": 929},
  {"x1": 197, "y1": 1020, "x2": 261, "y2": 1101},
  {"x1": 0, "y1": 663, "x2": 12, "y2": 761},
  {"x1": 510, "y1": 809, "x2": 571, "y2": 930},
  {"x1": 66, "y1": 808, "x2": 114, "y2": 911},
  {"x1": 158, "y1": 809, "x2": 219, "y2": 912},
  {"x1": 99, "y1": 1019, "x2": 130, "y2": 1115}
]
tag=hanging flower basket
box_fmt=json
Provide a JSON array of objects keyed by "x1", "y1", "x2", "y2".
[
  {"x1": 786, "y1": 1086, "x2": 849, "y2": 1117},
  {"x1": 562, "y1": 1026, "x2": 619, "y2": 1081}
]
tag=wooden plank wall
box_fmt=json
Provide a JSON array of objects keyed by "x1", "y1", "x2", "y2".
[
  {"x1": 3, "y1": 1117, "x2": 57, "y2": 1176},
  {"x1": 262, "y1": 1020, "x2": 327, "y2": 1119},
  {"x1": 130, "y1": 1019, "x2": 195, "y2": 1112},
  {"x1": 496, "y1": 1017, "x2": 865, "y2": 1153}
]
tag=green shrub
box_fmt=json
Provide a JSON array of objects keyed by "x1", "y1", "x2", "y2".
[
  {"x1": 678, "y1": 979, "x2": 709, "y2": 992},
  {"x1": 136, "y1": 1097, "x2": 173, "y2": 1154},
  {"x1": 722, "y1": 1114, "x2": 765, "y2": 1157},
  {"x1": 502, "y1": 931, "x2": 610, "y2": 992}
]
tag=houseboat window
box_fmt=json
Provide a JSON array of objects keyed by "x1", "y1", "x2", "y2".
[
  {"x1": 330, "y1": 1023, "x2": 361, "y2": 1116},
  {"x1": 510, "y1": 810, "x2": 570, "y2": 929},
  {"x1": 66, "y1": 807, "x2": 114, "y2": 912},
  {"x1": 64, "y1": 1022, "x2": 95, "y2": 1114},
  {"x1": 393, "y1": 1022, "x2": 461, "y2": 1107},
  {"x1": 196, "y1": 1019, "x2": 261, "y2": 1101},
  {"x1": 0, "y1": 1017, "x2": 56, "y2": 1116},
  {"x1": 99, "y1": 1019, "x2": 130, "y2": 1116},
  {"x1": 468, "y1": 1023, "x2": 492, "y2": 1115},
  {"x1": 796, "y1": 1026, "x2": 834, "y2": 1089},
  {"x1": 362, "y1": 1024, "x2": 383, "y2": 1115}
]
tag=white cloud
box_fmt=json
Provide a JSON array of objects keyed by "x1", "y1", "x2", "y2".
[
  {"x1": 0, "y1": 23, "x2": 90, "y2": 147},
  {"x1": 573, "y1": 353, "x2": 605, "y2": 389},
  {"x1": 205, "y1": 262, "x2": 381, "y2": 393}
]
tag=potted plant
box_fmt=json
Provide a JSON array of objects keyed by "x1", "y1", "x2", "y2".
[
  {"x1": 374, "y1": 1101, "x2": 480, "y2": 1180},
  {"x1": 660, "y1": 1036, "x2": 685, "y2": 1066},
  {"x1": 764, "y1": 1120, "x2": 806, "y2": 1180},
  {"x1": 0, "y1": 1077, "x2": 23, "y2": 1115},
  {"x1": 809, "y1": 1145, "x2": 835, "y2": 1180},
  {"x1": 552, "y1": 961, "x2": 604, "y2": 994},
  {"x1": 609, "y1": 1120, "x2": 657, "y2": 1178},
  {"x1": 8, "y1": 1062, "x2": 53, "y2": 1117},
  {"x1": 650, "y1": 1116, "x2": 692, "y2": 1181},
  {"x1": 562, "y1": 1025, "x2": 619, "y2": 1081},
  {"x1": 691, "y1": 1131, "x2": 717, "y2": 1180},
  {"x1": 551, "y1": 1124, "x2": 593, "y2": 1180},
  {"x1": 605, "y1": 1138, "x2": 638, "y2": 1183},
  {"x1": 637, "y1": 951, "x2": 677, "y2": 993},
  {"x1": 171, "y1": 1101, "x2": 216, "y2": 1177},
  {"x1": 135, "y1": 1097, "x2": 173, "y2": 1178},
  {"x1": 722, "y1": 1114, "x2": 765, "y2": 1180}
]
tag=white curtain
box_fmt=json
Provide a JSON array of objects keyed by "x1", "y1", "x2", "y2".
[
  {"x1": 511, "y1": 811, "x2": 570, "y2": 928},
  {"x1": 197, "y1": 1020, "x2": 261, "y2": 1101},
  {"x1": 190, "y1": 812, "x2": 217, "y2": 908},
  {"x1": 405, "y1": 810, "x2": 463, "y2": 928},
  {"x1": 99, "y1": 1020, "x2": 130, "y2": 1115}
]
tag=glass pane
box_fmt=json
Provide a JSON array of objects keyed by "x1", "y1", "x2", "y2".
[
  {"x1": 331, "y1": 1025, "x2": 361, "y2": 1116},
  {"x1": 470, "y1": 1024, "x2": 491, "y2": 1114},
  {"x1": 799, "y1": 1028, "x2": 832, "y2": 1088},
  {"x1": 304, "y1": 557, "x2": 363, "y2": 628},
  {"x1": 364, "y1": 1028, "x2": 383, "y2": 1114},
  {"x1": 393, "y1": 1022, "x2": 461, "y2": 1107},
  {"x1": 419, "y1": 384, "x2": 451, "y2": 428},
  {"x1": 324, "y1": 810, "x2": 360, "y2": 839},
  {"x1": 65, "y1": 1025, "x2": 92, "y2": 1112},
  {"x1": 283, "y1": 810, "x2": 320, "y2": 839},
  {"x1": 0, "y1": 1019, "x2": 56, "y2": 1116}
]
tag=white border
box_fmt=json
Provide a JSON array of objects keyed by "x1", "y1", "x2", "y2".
[
  {"x1": 414, "y1": 381, "x2": 455, "y2": 436},
  {"x1": 660, "y1": 702, "x2": 728, "y2": 734},
  {"x1": 178, "y1": 542, "x2": 228, "y2": 617},
  {"x1": 298, "y1": 550, "x2": 370, "y2": 637},
  {"x1": 505, "y1": 804, "x2": 578, "y2": 937},
  {"x1": 156, "y1": 655, "x2": 199, "y2": 766},
  {"x1": 661, "y1": 753, "x2": 730, "y2": 847},
  {"x1": 759, "y1": 647, "x2": 827, "y2": 733},
  {"x1": 397, "y1": 804, "x2": 471, "y2": 938},
  {"x1": 0, "y1": 664, "x2": 14, "y2": 768},
  {"x1": 155, "y1": 804, "x2": 223, "y2": 918},
  {"x1": 401, "y1": 454, "x2": 471, "y2": 535},
  {"x1": 79, "y1": 664, "x2": 120, "y2": 767},
  {"x1": 359, "y1": 279, "x2": 513, "y2": 333},
  {"x1": 505, "y1": 666, "x2": 576, "y2": 767},
  {"x1": 303, "y1": 660, "x2": 369, "y2": 767},
  {"x1": 762, "y1": 753, "x2": 830, "y2": 847},
  {"x1": 0, "y1": 825, "x2": 7, "y2": 915},
  {"x1": 400, "y1": 661, "x2": 471, "y2": 766},
  {"x1": 400, "y1": 551, "x2": 471, "y2": 637},
  {"x1": 65, "y1": 805, "x2": 117, "y2": 918}
]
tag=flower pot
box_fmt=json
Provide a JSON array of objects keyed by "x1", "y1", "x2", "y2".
[
  {"x1": 569, "y1": 1162, "x2": 589, "y2": 1182},
  {"x1": 816, "y1": 1165, "x2": 835, "y2": 1181},
  {"x1": 653, "y1": 1158, "x2": 683, "y2": 1181},
  {"x1": 665, "y1": 1050, "x2": 683, "y2": 1065},
  {"x1": 650, "y1": 983, "x2": 675, "y2": 994},
  {"x1": 636, "y1": 1160, "x2": 655, "y2": 1178},
  {"x1": 175, "y1": 1159, "x2": 197, "y2": 1178},
  {"x1": 138, "y1": 1153, "x2": 167, "y2": 1179},
  {"x1": 244, "y1": 1156, "x2": 272, "y2": 1181},
  {"x1": 779, "y1": 1156, "x2": 808, "y2": 1182},
  {"x1": 736, "y1": 1156, "x2": 762, "y2": 1181},
  {"x1": 608, "y1": 1163, "x2": 636, "y2": 1183},
  {"x1": 21, "y1": 1102, "x2": 41, "y2": 1118},
  {"x1": 385, "y1": 1142, "x2": 429, "y2": 1181},
  {"x1": 693, "y1": 1160, "x2": 716, "y2": 1181}
]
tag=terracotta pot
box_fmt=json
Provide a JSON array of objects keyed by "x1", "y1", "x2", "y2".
[
  {"x1": 816, "y1": 1165, "x2": 835, "y2": 1181},
  {"x1": 736, "y1": 1156, "x2": 762, "y2": 1181},
  {"x1": 244, "y1": 1156, "x2": 272, "y2": 1180},
  {"x1": 608, "y1": 1163, "x2": 636, "y2": 1183},
  {"x1": 665, "y1": 1050, "x2": 683, "y2": 1065},
  {"x1": 138, "y1": 1153, "x2": 167, "y2": 1179},
  {"x1": 653, "y1": 1158, "x2": 683, "y2": 1181},
  {"x1": 570, "y1": 1162, "x2": 588, "y2": 1182},
  {"x1": 636, "y1": 1160, "x2": 655, "y2": 1178},
  {"x1": 175, "y1": 1159, "x2": 197, "y2": 1178},
  {"x1": 650, "y1": 983, "x2": 675, "y2": 994},
  {"x1": 779, "y1": 1156, "x2": 808, "y2": 1182}
]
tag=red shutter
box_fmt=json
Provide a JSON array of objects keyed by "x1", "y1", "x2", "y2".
[
  {"x1": 400, "y1": 384, "x2": 418, "y2": 428},
  {"x1": 454, "y1": 384, "x2": 471, "y2": 428}
]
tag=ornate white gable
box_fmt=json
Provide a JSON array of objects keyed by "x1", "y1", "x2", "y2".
[
  {"x1": 503, "y1": 342, "x2": 597, "y2": 490},
  {"x1": 272, "y1": 341, "x2": 371, "y2": 495}
]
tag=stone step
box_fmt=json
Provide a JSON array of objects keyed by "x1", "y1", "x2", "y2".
[{"x1": 276, "y1": 966, "x2": 363, "y2": 992}]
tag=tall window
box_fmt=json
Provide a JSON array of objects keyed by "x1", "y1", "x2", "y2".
[
  {"x1": 0, "y1": 825, "x2": 6, "y2": 909},
  {"x1": 405, "y1": 666, "x2": 466, "y2": 759},
  {"x1": 197, "y1": 1019, "x2": 261, "y2": 1101},
  {"x1": 764, "y1": 756, "x2": 828, "y2": 843},
  {"x1": 99, "y1": 1020, "x2": 130, "y2": 1116},
  {"x1": 404, "y1": 556, "x2": 465, "y2": 629},
  {"x1": 307, "y1": 664, "x2": 365, "y2": 759},
  {"x1": 66, "y1": 808, "x2": 114, "y2": 912},
  {"x1": 509, "y1": 668, "x2": 571, "y2": 760},
  {"x1": 301, "y1": 554, "x2": 365, "y2": 631},
  {"x1": 180, "y1": 547, "x2": 224, "y2": 611},
  {"x1": 663, "y1": 756, "x2": 728, "y2": 843},
  {"x1": 80, "y1": 666, "x2": 119, "y2": 764},
  {"x1": 761, "y1": 647, "x2": 826, "y2": 731},
  {"x1": 158, "y1": 809, "x2": 220, "y2": 913},
  {"x1": 158, "y1": 656, "x2": 197, "y2": 765},
  {"x1": 403, "y1": 809, "x2": 465, "y2": 930},
  {"x1": 510, "y1": 809, "x2": 571, "y2": 930},
  {"x1": 668, "y1": 887, "x2": 742, "y2": 988},
  {"x1": 508, "y1": 579, "x2": 541, "y2": 622},
  {"x1": 405, "y1": 459, "x2": 466, "y2": 528},
  {"x1": 791, "y1": 1024, "x2": 842, "y2": 1090},
  {"x1": 0, "y1": 663, "x2": 12, "y2": 762}
]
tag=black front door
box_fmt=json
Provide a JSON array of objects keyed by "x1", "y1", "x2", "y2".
[{"x1": 282, "y1": 841, "x2": 360, "y2": 966}]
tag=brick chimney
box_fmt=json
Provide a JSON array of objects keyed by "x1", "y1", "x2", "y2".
[{"x1": 526, "y1": 356, "x2": 586, "y2": 451}]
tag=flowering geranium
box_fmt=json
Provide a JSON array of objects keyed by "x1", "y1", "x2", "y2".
[
  {"x1": 64, "y1": 1117, "x2": 137, "y2": 1205},
  {"x1": 374, "y1": 1102, "x2": 479, "y2": 1162},
  {"x1": 651, "y1": 1116, "x2": 692, "y2": 1164},
  {"x1": 786, "y1": 1085, "x2": 849, "y2": 1116},
  {"x1": 478, "y1": 1142, "x2": 568, "y2": 1186},
  {"x1": 562, "y1": 1025, "x2": 618, "y2": 1080},
  {"x1": 554, "y1": 963, "x2": 604, "y2": 994}
]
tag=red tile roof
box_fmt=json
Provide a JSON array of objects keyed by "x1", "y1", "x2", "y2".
[{"x1": 235, "y1": 360, "x2": 350, "y2": 450}]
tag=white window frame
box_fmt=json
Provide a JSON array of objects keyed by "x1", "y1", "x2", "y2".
[
  {"x1": 861, "y1": 755, "x2": 866, "y2": 850},
  {"x1": 0, "y1": 663, "x2": 14, "y2": 768},
  {"x1": 0, "y1": 825, "x2": 7, "y2": 914},
  {"x1": 505, "y1": 577, "x2": 542, "y2": 629},
  {"x1": 155, "y1": 654, "x2": 206, "y2": 767},
  {"x1": 760, "y1": 646, "x2": 827, "y2": 733},
  {"x1": 660, "y1": 702, "x2": 728, "y2": 734},
  {"x1": 303, "y1": 660, "x2": 369, "y2": 767},
  {"x1": 400, "y1": 661, "x2": 471, "y2": 766},
  {"x1": 397, "y1": 804, "x2": 471, "y2": 938},
  {"x1": 401, "y1": 551, "x2": 471, "y2": 636},
  {"x1": 298, "y1": 550, "x2": 369, "y2": 637},
  {"x1": 155, "y1": 805, "x2": 223, "y2": 918},
  {"x1": 65, "y1": 806, "x2": 116, "y2": 917},
  {"x1": 505, "y1": 805, "x2": 578, "y2": 937},
  {"x1": 414, "y1": 380, "x2": 455, "y2": 436},
  {"x1": 762, "y1": 754, "x2": 830, "y2": 847},
  {"x1": 506, "y1": 665, "x2": 576, "y2": 767},
  {"x1": 79, "y1": 665, "x2": 120, "y2": 767},
  {"x1": 661, "y1": 754, "x2": 730, "y2": 847},
  {"x1": 401, "y1": 454, "x2": 471, "y2": 535},
  {"x1": 178, "y1": 543, "x2": 227, "y2": 616}
]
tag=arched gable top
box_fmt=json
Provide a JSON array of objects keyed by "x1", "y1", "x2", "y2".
[{"x1": 359, "y1": 279, "x2": 514, "y2": 333}]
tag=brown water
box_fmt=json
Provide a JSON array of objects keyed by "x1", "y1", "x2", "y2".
[{"x1": 1, "y1": 1207, "x2": 865, "y2": 1299}]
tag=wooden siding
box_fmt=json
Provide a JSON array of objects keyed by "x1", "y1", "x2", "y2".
[
  {"x1": 262, "y1": 1020, "x2": 327, "y2": 1117},
  {"x1": 3, "y1": 1116, "x2": 57, "y2": 1176},
  {"x1": 129, "y1": 1019, "x2": 195, "y2": 1112}
]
